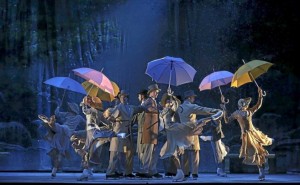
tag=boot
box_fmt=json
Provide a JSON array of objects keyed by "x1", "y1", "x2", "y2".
[
  {"x1": 51, "y1": 167, "x2": 57, "y2": 178},
  {"x1": 258, "y1": 167, "x2": 265, "y2": 181},
  {"x1": 217, "y1": 168, "x2": 227, "y2": 177},
  {"x1": 173, "y1": 169, "x2": 184, "y2": 182},
  {"x1": 77, "y1": 169, "x2": 89, "y2": 181}
]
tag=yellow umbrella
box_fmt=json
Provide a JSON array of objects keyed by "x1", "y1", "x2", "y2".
[
  {"x1": 82, "y1": 80, "x2": 120, "y2": 102},
  {"x1": 231, "y1": 59, "x2": 274, "y2": 87}
]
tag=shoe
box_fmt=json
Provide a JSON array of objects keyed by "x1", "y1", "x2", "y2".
[
  {"x1": 125, "y1": 173, "x2": 135, "y2": 178},
  {"x1": 152, "y1": 173, "x2": 163, "y2": 179},
  {"x1": 51, "y1": 168, "x2": 57, "y2": 178},
  {"x1": 115, "y1": 171, "x2": 124, "y2": 178},
  {"x1": 87, "y1": 168, "x2": 93, "y2": 179},
  {"x1": 106, "y1": 174, "x2": 120, "y2": 179},
  {"x1": 173, "y1": 169, "x2": 184, "y2": 182},
  {"x1": 135, "y1": 172, "x2": 144, "y2": 178},
  {"x1": 136, "y1": 173, "x2": 152, "y2": 178},
  {"x1": 192, "y1": 174, "x2": 198, "y2": 180},
  {"x1": 217, "y1": 168, "x2": 227, "y2": 177},
  {"x1": 77, "y1": 169, "x2": 89, "y2": 181}
]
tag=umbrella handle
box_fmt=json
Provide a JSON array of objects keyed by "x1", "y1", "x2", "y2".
[
  {"x1": 221, "y1": 95, "x2": 229, "y2": 104},
  {"x1": 262, "y1": 90, "x2": 267, "y2": 96},
  {"x1": 167, "y1": 87, "x2": 173, "y2": 95},
  {"x1": 219, "y1": 87, "x2": 229, "y2": 104}
]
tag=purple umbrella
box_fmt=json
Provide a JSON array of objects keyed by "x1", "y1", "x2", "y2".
[
  {"x1": 72, "y1": 67, "x2": 115, "y2": 96},
  {"x1": 145, "y1": 56, "x2": 197, "y2": 93},
  {"x1": 199, "y1": 70, "x2": 233, "y2": 103}
]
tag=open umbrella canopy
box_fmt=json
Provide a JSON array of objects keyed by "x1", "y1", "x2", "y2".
[
  {"x1": 199, "y1": 71, "x2": 233, "y2": 91},
  {"x1": 145, "y1": 56, "x2": 197, "y2": 87},
  {"x1": 72, "y1": 67, "x2": 115, "y2": 96},
  {"x1": 82, "y1": 80, "x2": 120, "y2": 102},
  {"x1": 231, "y1": 60, "x2": 274, "y2": 88},
  {"x1": 44, "y1": 77, "x2": 86, "y2": 95}
]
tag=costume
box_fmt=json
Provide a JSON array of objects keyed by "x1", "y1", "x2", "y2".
[{"x1": 222, "y1": 88, "x2": 273, "y2": 181}]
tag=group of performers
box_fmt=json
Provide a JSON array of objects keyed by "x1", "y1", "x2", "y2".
[{"x1": 38, "y1": 83, "x2": 273, "y2": 182}]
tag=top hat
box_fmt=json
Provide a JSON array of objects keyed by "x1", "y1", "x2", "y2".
[
  {"x1": 147, "y1": 84, "x2": 161, "y2": 94},
  {"x1": 137, "y1": 89, "x2": 148, "y2": 96},
  {"x1": 183, "y1": 90, "x2": 197, "y2": 99}
]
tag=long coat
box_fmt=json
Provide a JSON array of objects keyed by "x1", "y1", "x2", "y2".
[{"x1": 141, "y1": 97, "x2": 159, "y2": 144}]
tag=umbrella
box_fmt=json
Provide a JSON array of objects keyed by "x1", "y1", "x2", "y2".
[
  {"x1": 72, "y1": 67, "x2": 115, "y2": 96},
  {"x1": 231, "y1": 59, "x2": 274, "y2": 95},
  {"x1": 44, "y1": 77, "x2": 86, "y2": 106},
  {"x1": 145, "y1": 56, "x2": 197, "y2": 93},
  {"x1": 82, "y1": 80, "x2": 120, "y2": 102},
  {"x1": 199, "y1": 70, "x2": 233, "y2": 103},
  {"x1": 44, "y1": 77, "x2": 87, "y2": 95}
]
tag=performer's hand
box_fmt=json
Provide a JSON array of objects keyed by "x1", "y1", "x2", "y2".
[
  {"x1": 258, "y1": 87, "x2": 263, "y2": 95},
  {"x1": 221, "y1": 95, "x2": 225, "y2": 103},
  {"x1": 220, "y1": 103, "x2": 226, "y2": 110}
]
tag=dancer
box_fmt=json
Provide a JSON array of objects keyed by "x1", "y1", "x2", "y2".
[
  {"x1": 159, "y1": 92, "x2": 223, "y2": 182},
  {"x1": 76, "y1": 95, "x2": 113, "y2": 181},
  {"x1": 137, "y1": 84, "x2": 163, "y2": 179},
  {"x1": 199, "y1": 118, "x2": 229, "y2": 177},
  {"x1": 221, "y1": 87, "x2": 274, "y2": 181},
  {"x1": 177, "y1": 90, "x2": 224, "y2": 180},
  {"x1": 106, "y1": 90, "x2": 144, "y2": 179},
  {"x1": 38, "y1": 114, "x2": 73, "y2": 178}
]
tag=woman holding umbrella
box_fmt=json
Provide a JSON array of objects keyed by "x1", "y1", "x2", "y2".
[{"x1": 220, "y1": 87, "x2": 274, "y2": 181}]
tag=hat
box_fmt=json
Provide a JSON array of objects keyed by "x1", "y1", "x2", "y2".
[
  {"x1": 118, "y1": 90, "x2": 129, "y2": 98},
  {"x1": 238, "y1": 97, "x2": 252, "y2": 108},
  {"x1": 183, "y1": 90, "x2": 197, "y2": 99},
  {"x1": 67, "y1": 102, "x2": 80, "y2": 114},
  {"x1": 147, "y1": 84, "x2": 161, "y2": 94},
  {"x1": 137, "y1": 89, "x2": 148, "y2": 96}
]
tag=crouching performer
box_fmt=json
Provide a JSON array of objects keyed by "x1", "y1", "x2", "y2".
[{"x1": 38, "y1": 114, "x2": 72, "y2": 178}]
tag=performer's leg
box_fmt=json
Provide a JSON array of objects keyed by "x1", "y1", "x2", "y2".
[
  {"x1": 181, "y1": 150, "x2": 190, "y2": 178},
  {"x1": 172, "y1": 155, "x2": 184, "y2": 182},
  {"x1": 191, "y1": 150, "x2": 199, "y2": 180},
  {"x1": 258, "y1": 164, "x2": 265, "y2": 181}
]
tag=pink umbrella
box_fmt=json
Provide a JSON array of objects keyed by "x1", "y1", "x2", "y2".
[
  {"x1": 199, "y1": 70, "x2": 233, "y2": 103},
  {"x1": 72, "y1": 67, "x2": 115, "y2": 96}
]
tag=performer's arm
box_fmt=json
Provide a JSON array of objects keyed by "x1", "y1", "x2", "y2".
[{"x1": 248, "y1": 87, "x2": 264, "y2": 113}]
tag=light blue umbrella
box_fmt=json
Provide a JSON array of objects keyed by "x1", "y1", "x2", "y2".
[
  {"x1": 44, "y1": 77, "x2": 87, "y2": 95},
  {"x1": 145, "y1": 56, "x2": 197, "y2": 93}
]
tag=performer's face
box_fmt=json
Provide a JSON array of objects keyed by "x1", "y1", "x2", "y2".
[
  {"x1": 138, "y1": 94, "x2": 144, "y2": 102},
  {"x1": 150, "y1": 90, "x2": 159, "y2": 98}
]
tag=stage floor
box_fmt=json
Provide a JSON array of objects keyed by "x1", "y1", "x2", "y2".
[{"x1": 0, "y1": 172, "x2": 299, "y2": 184}]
